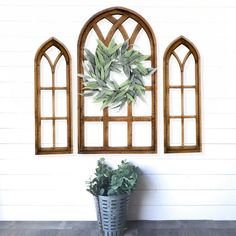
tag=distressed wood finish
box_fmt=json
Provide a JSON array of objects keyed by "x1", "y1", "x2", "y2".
[
  {"x1": 163, "y1": 36, "x2": 201, "y2": 153},
  {"x1": 77, "y1": 7, "x2": 157, "y2": 153},
  {"x1": 34, "y1": 37, "x2": 73, "y2": 155}
]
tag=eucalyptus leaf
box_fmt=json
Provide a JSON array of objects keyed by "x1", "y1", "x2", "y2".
[
  {"x1": 100, "y1": 67, "x2": 105, "y2": 80},
  {"x1": 121, "y1": 40, "x2": 129, "y2": 54},
  {"x1": 96, "y1": 50, "x2": 105, "y2": 66},
  {"x1": 94, "y1": 66, "x2": 100, "y2": 78},
  {"x1": 81, "y1": 91, "x2": 97, "y2": 97},
  {"x1": 120, "y1": 79, "x2": 131, "y2": 88},
  {"x1": 94, "y1": 55, "x2": 101, "y2": 69},
  {"x1": 124, "y1": 49, "x2": 133, "y2": 58},
  {"x1": 108, "y1": 38, "x2": 116, "y2": 49},
  {"x1": 85, "y1": 82, "x2": 98, "y2": 89},
  {"x1": 97, "y1": 39, "x2": 108, "y2": 53},
  {"x1": 108, "y1": 43, "x2": 122, "y2": 55},
  {"x1": 126, "y1": 93, "x2": 135, "y2": 102},
  {"x1": 110, "y1": 66, "x2": 121, "y2": 73},
  {"x1": 84, "y1": 48, "x2": 95, "y2": 65},
  {"x1": 137, "y1": 63, "x2": 148, "y2": 75},
  {"x1": 87, "y1": 62, "x2": 95, "y2": 73},
  {"x1": 123, "y1": 65, "x2": 130, "y2": 78}
]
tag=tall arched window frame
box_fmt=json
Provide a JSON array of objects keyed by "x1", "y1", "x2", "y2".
[
  {"x1": 77, "y1": 7, "x2": 157, "y2": 153},
  {"x1": 163, "y1": 36, "x2": 201, "y2": 153},
  {"x1": 34, "y1": 37, "x2": 72, "y2": 154}
]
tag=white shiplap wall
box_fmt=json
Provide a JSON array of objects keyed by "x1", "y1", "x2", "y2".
[{"x1": 1, "y1": 0, "x2": 236, "y2": 220}]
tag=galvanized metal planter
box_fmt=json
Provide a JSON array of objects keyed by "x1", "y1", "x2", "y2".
[{"x1": 94, "y1": 194, "x2": 130, "y2": 236}]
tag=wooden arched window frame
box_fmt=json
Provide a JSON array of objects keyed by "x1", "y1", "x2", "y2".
[
  {"x1": 77, "y1": 7, "x2": 157, "y2": 153},
  {"x1": 163, "y1": 36, "x2": 201, "y2": 153},
  {"x1": 35, "y1": 37, "x2": 72, "y2": 154}
]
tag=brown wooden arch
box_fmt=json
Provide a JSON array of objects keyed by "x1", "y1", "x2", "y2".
[
  {"x1": 163, "y1": 36, "x2": 201, "y2": 153},
  {"x1": 35, "y1": 37, "x2": 72, "y2": 155},
  {"x1": 78, "y1": 7, "x2": 157, "y2": 153}
]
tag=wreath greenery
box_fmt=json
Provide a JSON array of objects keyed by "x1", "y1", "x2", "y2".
[{"x1": 79, "y1": 38, "x2": 156, "y2": 110}]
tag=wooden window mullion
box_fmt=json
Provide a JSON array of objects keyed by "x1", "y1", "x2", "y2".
[
  {"x1": 128, "y1": 104, "x2": 132, "y2": 147},
  {"x1": 103, "y1": 108, "x2": 109, "y2": 148},
  {"x1": 152, "y1": 52, "x2": 157, "y2": 150},
  {"x1": 195, "y1": 62, "x2": 201, "y2": 148},
  {"x1": 66, "y1": 64, "x2": 71, "y2": 150},
  {"x1": 164, "y1": 62, "x2": 170, "y2": 151},
  {"x1": 36, "y1": 64, "x2": 41, "y2": 153},
  {"x1": 181, "y1": 68, "x2": 184, "y2": 147},
  {"x1": 52, "y1": 69, "x2": 56, "y2": 148}
]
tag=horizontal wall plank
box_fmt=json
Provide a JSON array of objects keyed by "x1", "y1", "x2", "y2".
[
  {"x1": 0, "y1": 190, "x2": 91, "y2": 206},
  {"x1": 1, "y1": 173, "x2": 236, "y2": 191},
  {"x1": 0, "y1": 98, "x2": 33, "y2": 113},
  {"x1": 0, "y1": 129, "x2": 34, "y2": 143},
  {"x1": 128, "y1": 205, "x2": 236, "y2": 220},
  {"x1": 2, "y1": 0, "x2": 236, "y2": 8},
  {"x1": 132, "y1": 159, "x2": 236, "y2": 175},
  {"x1": 0, "y1": 7, "x2": 227, "y2": 24},
  {"x1": 0, "y1": 144, "x2": 236, "y2": 159},
  {"x1": 0, "y1": 0, "x2": 236, "y2": 7},
  {"x1": 203, "y1": 129, "x2": 236, "y2": 144},
  {"x1": 0, "y1": 82, "x2": 33, "y2": 98},
  {"x1": 0, "y1": 205, "x2": 97, "y2": 221},
  {"x1": 1, "y1": 159, "x2": 236, "y2": 175},
  {"x1": 0, "y1": 189, "x2": 236, "y2": 206},
  {"x1": 137, "y1": 174, "x2": 236, "y2": 190},
  {"x1": 0, "y1": 205, "x2": 236, "y2": 221},
  {"x1": 0, "y1": 144, "x2": 35, "y2": 157},
  {"x1": 204, "y1": 114, "x2": 236, "y2": 129},
  {"x1": 0, "y1": 68, "x2": 33, "y2": 82},
  {"x1": 0, "y1": 159, "x2": 99, "y2": 175},
  {"x1": 131, "y1": 190, "x2": 236, "y2": 206},
  {"x1": 0, "y1": 113, "x2": 34, "y2": 128}
]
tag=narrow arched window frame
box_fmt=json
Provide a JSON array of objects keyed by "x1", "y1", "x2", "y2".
[
  {"x1": 34, "y1": 37, "x2": 72, "y2": 154},
  {"x1": 163, "y1": 36, "x2": 201, "y2": 153}
]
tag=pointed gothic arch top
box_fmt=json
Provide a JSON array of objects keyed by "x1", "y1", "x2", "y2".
[
  {"x1": 77, "y1": 6, "x2": 157, "y2": 153},
  {"x1": 164, "y1": 36, "x2": 200, "y2": 64},
  {"x1": 35, "y1": 37, "x2": 71, "y2": 66}
]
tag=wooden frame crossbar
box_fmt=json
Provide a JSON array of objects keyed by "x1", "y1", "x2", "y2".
[
  {"x1": 34, "y1": 37, "x2": 72, "y2": 155},
  {"x1": 77, "y1": 7, "x2": 157, "y2": 153},
  {"x1": 163, "y1": 36, "x2": 201, "y2": 153}
]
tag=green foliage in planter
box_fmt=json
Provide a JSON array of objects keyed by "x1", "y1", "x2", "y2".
[
  {"x1": 86, "y1": 158, "x2": 113, "y2": 196},
  {"x1": 108, "y1": 160, "x2": 139, "y2": 196},
  {"x1": 86, "y1": 158, "x2": 139, "y2": 196},
  {"x1": 78, "y1": 39, "x2": 156, "y2": 110}
]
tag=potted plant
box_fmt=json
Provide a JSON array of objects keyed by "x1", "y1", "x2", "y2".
[{"x1": 86, "y1": 158, "x2": 139, "y2": 236}]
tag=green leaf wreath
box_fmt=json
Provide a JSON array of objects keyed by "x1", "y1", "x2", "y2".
[{"x1": 78, "y1": 39, "x2": 156, "y2": 110}]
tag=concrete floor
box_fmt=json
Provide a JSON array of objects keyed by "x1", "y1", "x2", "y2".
[{"x1": 0, "y1": 221, "x2": 236, "y2": 236}]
